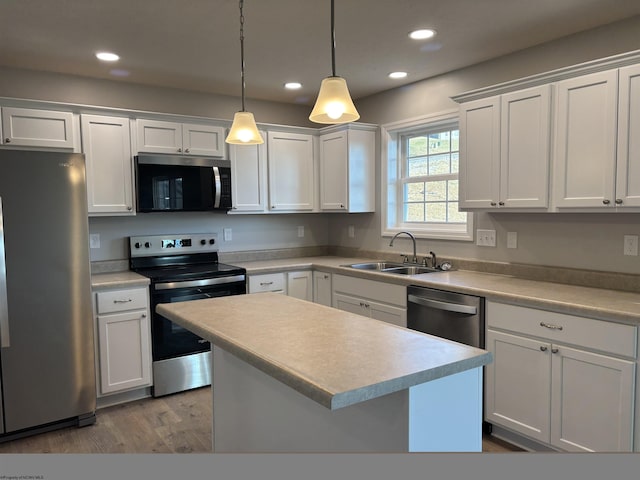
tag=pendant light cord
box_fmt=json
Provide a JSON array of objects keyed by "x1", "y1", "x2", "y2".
[
  {"x1": 239, "y1": 0, "x2": 246, "y2": 112},
  {"x1": 330, "y1": 0, "x2": 336, "y2": 77}
]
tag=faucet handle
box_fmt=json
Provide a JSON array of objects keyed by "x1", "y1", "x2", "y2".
[
  {"x1": 400, "y1": 254, "x2": 409, "y2": 263},
  {"x1": 421, "y1": 256, "x2": 430, "y2": 267}
]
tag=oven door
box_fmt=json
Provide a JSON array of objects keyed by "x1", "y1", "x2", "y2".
[{"x1": 150, "y1": 276, "x2": 245, "y2": 361}]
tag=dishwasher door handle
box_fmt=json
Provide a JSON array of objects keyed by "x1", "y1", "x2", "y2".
[{"x1": 408, "y1": 294, "x2": 478, "y2": 315}]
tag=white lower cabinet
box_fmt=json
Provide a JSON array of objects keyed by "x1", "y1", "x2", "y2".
[
  {"x1": 248, "y1": 273, "x2": 286, "y2": 294},
  {"x1": 287, "y1": 271, "x2": 313, "y2": 301},
  {"x1": 313, "y1": 271, "x2": 332, "y2": 306},
  {"x1": 332, "y1": 274, "x2": 406, "y2": 327},
  {"x1": 485, "y1": 301, "x2": 636, "y2": 452},
  {"x1": 94, "y1": 287, "x2": 152, "y2": 396},
  {"x1": 248, "y1": 271, "x2": 313, "y2": 301}
]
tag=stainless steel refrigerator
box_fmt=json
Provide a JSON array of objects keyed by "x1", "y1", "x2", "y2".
[{"x1": 0, "y1": 149, "x2": 96, "y2": 438}]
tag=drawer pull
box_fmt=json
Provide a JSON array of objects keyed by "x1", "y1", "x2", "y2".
[
  {"x1": 551, "y1": 348, "x2": 559, "y2": 354},
  {"x1": 540, "y1": 321, "x2": 563, "y2": 331},
  {"x1": 540, "y1": 346, "x2": 547, "y2": 352},
  {"x1": 113, "y1": 299, "x2": 132, "y2": 304},
  {"x1": 260, "y1": 281, "x2": 274, "y2": 286}
]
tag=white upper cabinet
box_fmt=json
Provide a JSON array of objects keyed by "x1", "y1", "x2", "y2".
[
  {"x1": 459, "y1": 85, "x2": 551, "y2": 210},
  {"x1": 136, "y1": 118, "x2": 226, "y2": 157},
  {"x1": 552, "y1": 70, "x2": 618, "y2": 209},
  {"x1": 229, "y1": 132, "x2": 268, "y2": 212},
  {"x1": 267, "y1": 131, "x2": 315, "y2": 211},
  {"x1": 81, "y1": 114, "x2": 135, "y2": 216},
  {"x1": 1, "y1": 107, "x2": 78, "y2": 151},
  {"x1": 319, "y1": 125, "x2": 375, "y2": 212},
  {"x1": 616, "y1": 63, "x2": 640, "y2": 208}
]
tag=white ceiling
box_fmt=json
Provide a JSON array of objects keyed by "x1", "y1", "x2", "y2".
[{"x1": 1, "y1": 1, "x2": 639, "y2": 105}]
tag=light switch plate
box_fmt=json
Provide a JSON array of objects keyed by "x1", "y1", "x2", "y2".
[
  {"x1": 476, "y1": 229, "x2": 496, "y2": 247},
  {"x1": 348, "y1": 225, "x2": 355, "y2": 238},
  {"x1": 223, "y1": 228, "x2": 232, "y2": 242},
  {"x1": 507, "y1": 232, "x2": 518, "y2": 249},
  {"x1": 624, "y1": 235, "x2": 638, "y2": 256},
  {"x1": 297, "y1": 226, "x2": 304, "y2": 238},
  {"x1": 89, "y1": 234, "x2": 100, "y2": 249}
]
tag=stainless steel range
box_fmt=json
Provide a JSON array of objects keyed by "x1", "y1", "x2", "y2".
[{"x1": 129, "y1": 233, "x2": 246, "y2": 397}]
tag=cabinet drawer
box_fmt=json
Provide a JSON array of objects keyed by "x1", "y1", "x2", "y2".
[
  {"x1": 487, "y1": 301, "x2": 637, "y2": 358},
  {"x1": 96, "y1": 288, "x2": 149, "y2": 314},
  {"x1": 333, "y1": 274, "x2": 406, "y2": 307},
  {"x1": 248, "y1": 273, "x2": 286, "y2": 293}
]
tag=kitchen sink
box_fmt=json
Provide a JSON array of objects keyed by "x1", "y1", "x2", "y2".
[{"x1": 344, "y1": 262, "x2": 441, "y2": 275}]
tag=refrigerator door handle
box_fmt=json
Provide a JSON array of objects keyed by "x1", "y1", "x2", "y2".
[{"x1": 0, "y1": 196, "x2": 10, "y2": 348}]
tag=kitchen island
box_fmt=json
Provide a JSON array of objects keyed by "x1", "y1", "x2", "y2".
[{"x1": 157, "y1": 293, "x2": 492, "y2": 453}]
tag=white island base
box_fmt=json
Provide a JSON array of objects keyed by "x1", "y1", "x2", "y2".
[{"x1": 212, "y1": 346, "x2": 483, "y2": 453}]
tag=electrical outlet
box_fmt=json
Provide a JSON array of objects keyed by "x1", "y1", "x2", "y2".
[
  {"x1": 507, "y1": 231, "x2": 518, "y2": 249},
  {"x1": 223, "y1": 228, "x2": 232, "y2": 242},
  {"x1": 476, "y1": 229, "x2": 496, "y2": 247},
  {"x1": 297, "y1": 226, "x2": 304, "y2": 238},
  {"x1": 348, "y1": 225, "x2": 355, "y2": 238},
  {"x1": 624, "y1": 235, "x2": 638, "y2": 256},
  {"x1": 89, "y1": 234, "x2": 100, "y2": 249}
]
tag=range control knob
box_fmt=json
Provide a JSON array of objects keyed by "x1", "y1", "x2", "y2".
[
  {"x1": 200, "y1": 239, "x2": 207, "y2": 245},
  {"x1": 145, "y1": 242, "x2": 151, "y2": 248},
  {"x1": 209, "y1": 239, "x2": 215, "y2": 245},
  {"x1": 134, "y1": 242, "x2": 141, "y2": 249}
]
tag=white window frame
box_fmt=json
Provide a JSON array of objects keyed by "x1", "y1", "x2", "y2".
[{"x1": 381, "y1": 110, "x2": 474, "y2": 241}]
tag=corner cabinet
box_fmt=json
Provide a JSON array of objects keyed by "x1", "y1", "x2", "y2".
[
  {"x1": 135, "y1": 118, "x2": 226, "y2": 157},
  {"x1": 248, "y1": 270, "x2": 313, "y2": 301},
  {"x1": 81, "y1": 114, "x2": 135, "y2": 215},
  {"x1": 459, "y1": 85, "x2": 551, "y2": 211},
  {"x1": 318, "y1": 124, "x2": 376, "y2": 212},
  {"x1": 332, "y1": 274, "x2": 406, "y2": 327},
  {"x1": 1, "y1": 106, "x2": 79, "y2": 151},
  {"x1": 313, "y1": 271, "x2": 332, "y2": 306},
  {"x1": 94, "y1": 287, "x2": 152, "y2": 396},
  {"x1": 485, "y1": 301, "x2": 636, "y2": 452},
  {"x1": 267, "y1": 131, "x2": 316, "y2": 212}
]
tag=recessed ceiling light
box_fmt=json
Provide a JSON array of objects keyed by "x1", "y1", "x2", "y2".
[
  {"x1": 284, "y1": 82, "x2": 302, "y2": 90},
  {"x1": 409, "y1": 29, "x2": 436, "y2": 40},
  {"x1": 389, "y1": 71, "x2": 408, "y2": 79},
  {"x1": 96, "y1": 52, "x2": 120, "y2": 62}
]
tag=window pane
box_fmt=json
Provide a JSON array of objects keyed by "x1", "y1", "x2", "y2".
[
  {"x1": 451, "y1": 152, "x2": 459, "y2": 174},
  {"x1": 408, "y1": 136, "x2": 428, "y2": 156},
  {"x1": 405, "y1": 203, "x2": 424, "y2": 222},
  {"x1": 428, "y1": 153, "x2": 451, "y2": 175},
  {"x1": 426, "y1": 180, "x2": 447, "y2": 201},
  {"x1": 448, "y1": 202, "x2": 466, "y2": 223},
  {"x1": 426, "y1": 202, "x2": 447, "y2": 222},
  {"x1": 408, "y1": 156, "x2": 428, "y2": 177},
  {"x1": 405, "y1": 182, "x2": 425, "y2": 201},
  {"x1": 448, "y1": 179, "x2": 459, "y2": 201},
  {"x1": 450, "y1": 130, "x2": 459, "y2": 152},
  {"x1": 429, "y1": 131, "x2": 450, "y2": 154}
]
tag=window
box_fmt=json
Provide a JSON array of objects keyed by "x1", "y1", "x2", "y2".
[{"x1": 382, "y1": 111, "x2": 473, "y2": 241}]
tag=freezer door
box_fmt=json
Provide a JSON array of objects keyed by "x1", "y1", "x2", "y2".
[
  {"x1": 0, "y1": 196, "x2": 6, "y2": 434},
  {"x1": 0, "y1": 150, "x2": 96, "y2": 434}
]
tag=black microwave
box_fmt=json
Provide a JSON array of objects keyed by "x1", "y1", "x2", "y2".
[{"x1": 135, "y1": 155, "x2": 232, "y2": 212}]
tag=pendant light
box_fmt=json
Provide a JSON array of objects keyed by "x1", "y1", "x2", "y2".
[
  {"x1": 226, "y1": 0, "x2": 264, "y2": 144},
  {"x1": 309, "y1": 0, "x2": 360, "y2": 124}
]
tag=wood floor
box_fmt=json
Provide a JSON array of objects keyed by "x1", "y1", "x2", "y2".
[{"x1": 0, "y1": 387, "x2": 521, "y2": 453}]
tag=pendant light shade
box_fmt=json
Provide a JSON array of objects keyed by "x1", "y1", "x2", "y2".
[
  {"x1": 309, "y1": 0, "x2": 359, "y2": 124},
  {"x1": 226, "y1": 0, "x2": 264, "y2": 145}
]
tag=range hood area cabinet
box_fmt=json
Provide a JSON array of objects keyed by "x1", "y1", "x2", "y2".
[
  {"x1": 135, "y1": 118, "x2": 226, "y2": 158},
  {"x1": 454, "y1": 53, "x2": 640, "y2": 213},
  {"x1": 318, "y1": 124, "x2": 376, "y2": 213}
]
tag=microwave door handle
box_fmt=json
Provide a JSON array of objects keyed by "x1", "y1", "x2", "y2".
[
  {"x1": 408, "y1": 294, "x2": 478, "y2": 315},
  {"x1": 213, "y1": 166, "x2": 222, "y2": 208},
  {"x1": 0, "y1": 197, "x2": 10, "y2": 348}
]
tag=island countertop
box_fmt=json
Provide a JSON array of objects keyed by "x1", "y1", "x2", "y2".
[{"x1": 156, "y1": 293, "x2": 492, "y2": 410}]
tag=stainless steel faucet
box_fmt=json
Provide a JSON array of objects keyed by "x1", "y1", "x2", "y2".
[{"x1": 389, "y1": 231, "x2": 418, "y2": 264}]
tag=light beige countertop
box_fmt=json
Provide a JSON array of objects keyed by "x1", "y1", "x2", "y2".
[
  {"x1": 91, "y1": 271, "x2": 150, "y2": 290},
  {"x1": 234, "y1": 256, "x2": 640, "y2": 325},
  {"x1": 157, "y1": 293, "x2": 492, "y2": 410}
]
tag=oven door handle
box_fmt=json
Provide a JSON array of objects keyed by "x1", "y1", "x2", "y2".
[
  {"x1": 155, "y1": 274, "x2": 246, "y2": 291},
  {"x1": 408, "y1": 294, "x2": 477, "y2": 315}
]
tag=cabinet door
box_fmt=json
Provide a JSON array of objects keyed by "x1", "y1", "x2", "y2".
[
  {"x1": 267, "y1": 131, "x2": 315, "y2": 211},
  {"x1": 136, "y1": 119, "x2": 183, "y2": 154},
  {"x1": 319, "y1": 131, "x2": 348, "y2": 210},
  {"x1": 369, "y1": 301, "x2": 406, "y2": 327},
  {"x1": 553, "y1": 70, "x2": 618, "y2": 208},
  {"x1": 81, "y1": 114, "x2": 134, "y2": 215},
  {"x1": 616, "y1": 64, "x2": 640, "y2": 208},
  {"x1": 248, "y1": 273, "x2": 286, "y2": 294},
  {"x1": 229, "y1": 133, "x2": 267, "y2": 212},
  {"x1": 287, "y1": 271, "x2": 313, "y2": 301},
  {"x1": 485, "y1": 329, "x2": 551, "y2": 444},
  {"x1": 313, "y1": 271, "x2": 332, "y2": 306},
  {"x1": 333, "y1": 292, "x2": 369, "y2": 318},
  {"x1": 500, "y1": 85, "x2": 551, "y2": 208},
  {"x1": 97, "y1": 310, "x2": 152, "y2": 395},
  {"x1": 1, "y1": 107, "x2": 75, "y2": 149},
  {"x1": 459, "y1": 97, "x2": 501, "y2": 209},
  {"x1": 182, "y1": 123, "x2": 226, "y2": 157},
  {"x1": 550, "y1": 345, "x2": 635, "y2": 452}
]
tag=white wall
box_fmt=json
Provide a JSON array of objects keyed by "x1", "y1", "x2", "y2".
[{"x1": 329, "y1": 16, "x2": 640, "y2": 275}]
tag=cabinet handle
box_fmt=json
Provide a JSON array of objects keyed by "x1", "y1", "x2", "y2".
[
  {"x1": 602, "y1": 199, "x2": 611, "y2": 205},
  {"x1": 127, "y1": 206, "x2": 132, "y2": 211},
  {"x1": 185, "y1": 148, "x2": 190, "y2": 153},
  {"x1": 498, "y1": 201, "x2": 505, "y2": 206},
  {"x1": 615, "y1": 199, "x2": 623, "y2": 205},
  {"x1": 540, "y1": 321, "x2": 563, "y2": 331},
  {"x1": 177, "y1": 148, "x2": 182, "y2": 153},
  {"x1": 4, "y1": 138, "x2": 10, "y2": 143},
  {"x1": 141, "y1": 313, "x2": 147, "y2": 318},
  {"x1": 323, "y1": 275, "x2": 329, "y2": 279},
  {"x1": 540, "y1": 346, "x2": 548, "y2": 352},
  {"x1": 490, "y1": 202, "x2": 497, "y2": 206},
  {"x1": 551, "y1": 348, "x2": 559, "y2": 354},
  {"x1": 260, "y1": 281, "x2": 274, "y2": 286},
  {"x1": 113, "y1": 299, "x2": 132, "y2": 304}
]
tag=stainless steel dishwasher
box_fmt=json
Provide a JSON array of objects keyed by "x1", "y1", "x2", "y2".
[{"x1": 407, "y1": 285, "x2": 485, "y2": 348}]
